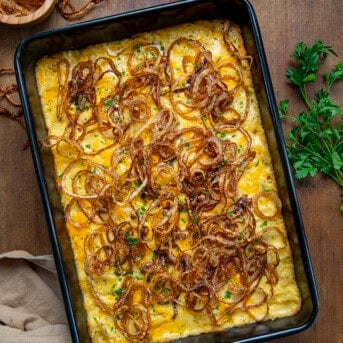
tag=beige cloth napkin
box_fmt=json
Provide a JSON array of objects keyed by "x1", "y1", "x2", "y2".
[{"x1": 0, "y1": 250, "x2": 72, "y2": 343}]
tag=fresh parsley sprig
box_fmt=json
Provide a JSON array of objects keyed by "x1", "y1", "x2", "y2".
[{"x1": 278, "y1": 41, "x2": 343, "y2": 213}]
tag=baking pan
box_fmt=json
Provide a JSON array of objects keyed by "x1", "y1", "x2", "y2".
[{"x1": 14, "y1": 0, "x2": 319, "y2": 342}]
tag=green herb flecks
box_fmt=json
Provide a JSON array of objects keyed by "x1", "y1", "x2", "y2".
[
  {"x1": 136, "y1": 205, "x2": 147, "y2": 218},
  {"x1": 113, "y1": 287, "x2": 123, "y2": 296},
  {"x1": 126, "y1": 235, "x2": 139, "y2": 246},
  {"x1": 104, "y1": 98, "x2": 114, "y2": 107},
  {"x1": 224, "y1": 291, "x2": 231, "y2": 299}
]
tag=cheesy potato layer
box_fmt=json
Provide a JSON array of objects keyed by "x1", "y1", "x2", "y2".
[{"x1": 36, "y1": 20, "x2": 301, "y2": 343}]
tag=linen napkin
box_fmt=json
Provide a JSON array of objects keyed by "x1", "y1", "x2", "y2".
[{"x1": 0, "y1": 250, "x2": 72, "y2": 343}]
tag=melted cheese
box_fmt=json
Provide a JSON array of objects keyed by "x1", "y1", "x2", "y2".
[{"x1": 36, "y1": 20, "x2": 301, "y2": 343}]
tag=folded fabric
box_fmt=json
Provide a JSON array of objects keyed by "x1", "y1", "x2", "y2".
[{"x1": 0, "y1": 250, "x2": 72, "y2": 343}]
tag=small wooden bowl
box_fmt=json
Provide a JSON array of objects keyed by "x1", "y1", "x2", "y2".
[{"x1": 0, "y1": 0, "x2": 57, "y2": 27}]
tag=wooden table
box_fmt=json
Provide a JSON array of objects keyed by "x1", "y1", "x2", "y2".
[{"x1": 0, "y1": 1, "x2": 342, "y2": 342}]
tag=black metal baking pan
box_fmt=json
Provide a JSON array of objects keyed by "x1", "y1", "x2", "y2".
[{"x1": 14, "y1": 0, "x2": 319, "y2": 342}]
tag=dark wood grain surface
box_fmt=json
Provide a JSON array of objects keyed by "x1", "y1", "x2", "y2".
[{"x1": 0, "y1": 1, "x2": 342, "y2": 342}]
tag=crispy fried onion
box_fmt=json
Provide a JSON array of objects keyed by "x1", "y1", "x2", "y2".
[
  {"x1": 43, "y1": 20, "x2": 286, "y2": 340},
  {"x1": 57, "y1": 0, "x2": 104, "y2": 20},
  {"x1": 0, "y1": 68, "x2": 28, "y2": 149},
  {"x1": 0, "y1": 0, "x2": 44, "y2": 16},
  {"x1": 113, "y1": 277, "x2": 151, "y2": 342},
  {"x1": 253, "y1": 191, "x2": 282, "y2": 219},
  {"x1": 166, "y1": 34, "x2": 250, "y2": 127}
]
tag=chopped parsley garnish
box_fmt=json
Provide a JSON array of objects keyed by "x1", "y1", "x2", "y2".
[
  {"x1": 224, "y1": 291, "x2": 232, "y2": 299},
  {"x1": 191, "y1": 215, "x2": 198, "y2": 223},
  {"x1": 114, "y1": 287, "x2": 123, "y2": 296},
  {"x1": 126, "y1": 235, "x2": 139, "y2": 246},
  {"x1": 136, "y1": 205, "x2": 147, "y2": 218},
  {"x1": 104, "y1": 98, "x2": 114, "y2": 106}
]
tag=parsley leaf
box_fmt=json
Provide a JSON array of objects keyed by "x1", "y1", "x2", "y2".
[
  {"x1": 114, "y1": 287, "x2": 123, "y2": 296},
  {"x1": 324, "y1": 63, "x2": 343, "y2": 90},
  {"x1": 125, "y1": 232, "x2": 139, "y2": 246},
  {"x1": 278, "y1": 99, "x2": 290, "y2": 118},
  {"x1": 287, "y1": 41, "x2": 336, "y2": 86},
  {"x1": 279, "y1": 41, "x2": 343, "y2": 213}
]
